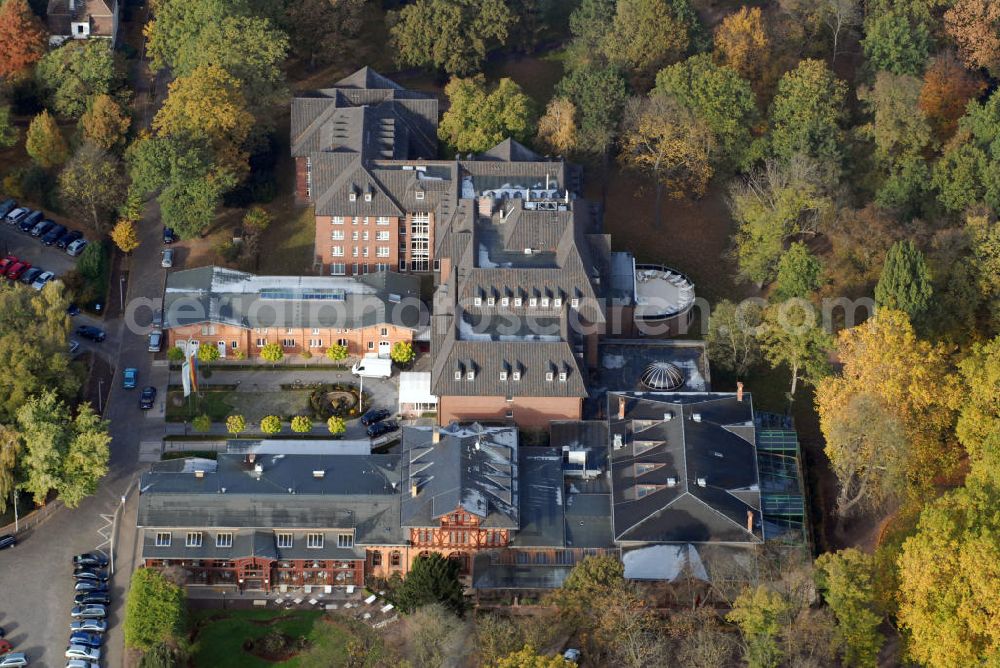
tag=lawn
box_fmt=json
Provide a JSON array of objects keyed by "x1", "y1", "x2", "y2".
[
  {"x1": 166, "y1": 389, "x2": 234, "y2": 422},
  {"x1": 165, "y1": 389, "x2": 315, "y2": 423},
  {"x1": 189, "y1": 609, "x2": 361, "y2": 668}
]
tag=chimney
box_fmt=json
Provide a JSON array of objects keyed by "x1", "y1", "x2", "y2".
[
  {"x1": 737, "y1": 382, "x2": 744, "y2": 402},
  {"x1": 618, "y1": 396, "x2": 625, "y2": 420},
  {"x1": 746, "y1": 510, "x2": 754, "y2": 533},
  {"x1": 432, "y1": 428, "x2": 440, "y2": 444}
]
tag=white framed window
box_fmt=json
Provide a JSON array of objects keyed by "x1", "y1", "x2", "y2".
[
  {"x1": 200, "y1": 325, "x2": 216, "y2": 336},
  {"x1": 253, "y1": 327, "x2": 267, "y2": 334},
  {"x1": 514, "y1": 297, "x2": 522, "y2": 307},
  {"x1": 352, "y1": 247, "x2": 359, "y2": 257},
  {"x1": 331, "y1": 230, "x2": 344, "y2": 240},
  {"x1": 376, "y1": 216, "x2": 391, "y2": 226},
  {"x1": 349, "y1": 192, "x2": 357, "y2": 202},
  {"x1": 281, "y1": 338, "x2": 295, "y2": 347},
  {"x1": 309, "y1": 339, "x2": 322, "y2": 347},
  {"x1": 231, "y1": 341, "x2": 238, "y2": 349},
  {"x1": 332, "y1": 216, "x2": 344, "y2": 225},
  {"x1": 276, "y1": 533, "x2": 293, "y2": 548},
  {"x1": 186, "y1": 532, "x2": 203, "y2": 548},
  {"x1": 367, "y1": 341, "x2": 374, "y2": 350},
  {"x1": 352, "y1": 231, "x2": 359, "y2": 241},
  {"x1": 474, "y1": 297, "x2": 482, "y2": 307},
  {"x1": 363, "y1": 216, "x2": 370, "y2": 225},
  {"x1": 399, "y1": 226, "x2": 406, "y2": 236},
  {"x1": 454, "y1": 370, "x2": 462, "y2": 380},
  {"x1": 467, "y1": 370, "x2": 475, "y2": 380},
  {"x1": 512, "y1": 370, "x2": 521, "y2": 381},
  {"x1": 285, "y1": 328, "x2": 294, "y2": 334},
  {"x1": 364, "y1": 191, "x2": 372, "y2": 202},
  {"x1": 311, "y1": 328, "x2": 321, "y2": 335},
  {"x1": 415, "y1": 190, "x2": 425, "y2": 200},
  {"x1": 352, "y1": 263, "x2": 359, "y2": 274},
  {"x1": 331, "y1": 263, "x2": 346, "y2": 276},
  {"x1": 363, "y1": 247, "x2": 370, "y2": 257},
  {"x1": 377, "y1": 263, "x2": 389, "y2": 271},
  {"x1": 487, "y1": 297, "x2": 495, "y2": 306},
  {"x1": 216, "y1": 532, "x2": 233, "y2": 548},
  {"x1": 337, "y1": 533, "x2": 354, "y2": 548},
  {"x1": 337, "y1": 338, "x2": 348, "y2": 346},
  {"x1": 554, "y1": 297, "x2": 562, "y2": 307},
  {"x1": 332, "y1": 246, "x2": 344, "y2": 257},
  {"x1": 352, "y1": 217, "x2": 360, "y2": 225},
  {"x1": 529, "y1": 297, "x2": 538, "y2": 307},
  {"x1": 380, "y1": 327, "x2": 388, "y2": 336},
  {"x1": 501, "y1": 297, "x2": 509, "y2": 306},
  {"x1": 545, "y1": 371, "x2": 554, "y2": 382},
  {"x1": 155, "y1": 532, "x2": 171, "y2": 547},
  {"x1": 376, "y1": 231, "x2": 390, "y2": 241},
  {"x1": 306, "y1": 533, "x2": 324, "y2": 549},
  {"x1": 559, "y1": 371, "x2": 567, "y2": 382},
  {"x1": 571, "y1": 297, "x2": 580, "y2": 308},
  {"x1": 377, "y1": 246, "x2": 390, "y2": 257},
  {"x1": 500, "y1": 371, "x2": 508, "y2": 381},
  {"x1": 541, "y1": 297, "x2": 550, "y2": 308},
  {"x1": 362, "y1": 231, "x2": 369, "y2": 241},
  {"x1": 256, "y1": 338, "x2": 266, "y2": 347}
]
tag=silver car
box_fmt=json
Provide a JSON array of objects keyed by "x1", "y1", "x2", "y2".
[
  {"x1": 65, "y1": 645, "x2": 100, "y2": 661},
  {"x1": 32, "y1": 270, "x2": 55, "y2": 290},
  {"x1": 0, "y1": 653, "x2": 27, "y2": 667},
  {"x1": 70, "y1": 605, "x2": 106, "y2": 619},
  {"x1": 161, "y1": 248, "x2": 174, "y2": 268},
  {"x1": 66, "y1": 238, "x2": 88, "y2": 257},
  {"x1": 70, "y1": 619, "x2": 107, "y2": 634}
]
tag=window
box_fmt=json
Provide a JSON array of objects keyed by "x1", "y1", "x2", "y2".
[
  {"x1": 282, "y1": 338, "x2": 295, "y2": 347},
  {"x1": 514, "y1": 297, "x2": 522, "y2": 307},
  {"x1": 331, "y1": 246, "x2": 344, "y2": 257},
  {"x1": 454, "y1": 371, "x2": 462, "y2": 380},
  {"x1": 256, "y1": 338, "x2": 266, "y2": 347},
  {"x1": 529, "y1": 298, "x2": 538, "y2": 307},
  {"x1": 377, "y1": 216, "x2": 391, "y2": 225},
  {"x1": 376, "y1": 230, "x2": 390, "y2": 241},
  {"x1": 554, "y1": 297, "x2": 562, "y2": 307},
  {"x1": 349, "y1": 192, "x2": 357, "y2": 202},
  {"x1": 352, "y1": 231, "x2": 359, "y2": 241},
  {"x1": 309, "y1": 339, "x2": 322, "y2": 347},
  {"x1": 331, "y1": 230, "x2": 344, "y2": 240},
  {"x1": 415, "y1": 190, "x2": 425, "y2": 200},
  {"x1": 487, "y1": 296, "x2": 496, "y2": 306},
  {"x1": 636, "y1": 485, "x2": 662, "y2": 499},
  {"x1": 501, "y1": 297, "x2": 509, "y2": 306},
  {"x1": 467, "y1": 370, "x2": 475, "y2": 380},
  {"x1": 399, "y1": 226, "x2": 406, "y2": 236},
  {"x1": 332, "y1": 216, "x2": 344, "y2": 225},
  {"x1": 331, "y1": 263, "x2": 346, "y2": 276},
  {"x1": 362, "y1": 231, "x2": 369, "y2": 241},
  {"x1": 285, "y1": 328, "x2": 294, "y2": 334},
  {"x1": 390, "y1": 551, "x2": 401, "y2": 567},
  {"x1": 635, "y1": 463, "x2": 657, "y2": 476},
  {"x1": 337, "y1": 338, "x2": 348, "y2": 346},
  {"x1": 546, "y1": 371, "x2": 554, "y2": 382},
  {"x1": 372, "y1": 551, "x2": 382, "y2": 566},
  {"x1": 541, "y1": 297, "x2": 550, "y2": 308},
  {"x1": 337, "y1": 534, "x2": 354, "y2": 548},
  {"x1": 276, "y1": 533, "x2": 293, "y2": 548},
  {"x1": 231, "y1": 341, "x2": 238, "y2": 349},
  {"x1": 352, "y1": 247, "x2": 359, "y2": 257},
  {"x1": 352, "y1": 217, "x2": 360, "y2": 225},
  {"x1": 362, "y1": 247, "x2": 369, "y2": 257},
  {"x1": 376, "y1": 263, "x2": 389, "y2": 271},
  {"x1": 200, "y1": 325, "x2": 216, "y2": 336},
  {"x1": 474, "y1": 297, "x2": 482, "y2": 307},
  {"x1": 380, "y1": 327, "x2": 388, "y2": 336},
  {"x1": 155, "y1": 532, "x2": 171, "y2": 547},
  {"x1": 363, "y1": 216, "x2": 370, "y2": 225},
  {"x1": 559, "y1": 371, "x2": 567, "y2": 382},
  {"x1": 512, "y1": 370, "x2": 521, "y2": 381},
  {"x1": 433, "y1": 259, "x2": 440, "y2": 271},
  {"x1": 367, "y1": 341, "x2": 374, "y2": 350},
  {"x1": 216, "y1": 532, "x2": 233, "y2": 548},
  {"x1": 377, "y1": 246, "x2": 390, "y2": 257},
  {"x1": 571, "y1": 297, "x2": 580, "y2": 308},
  {"x1": 186, "y1": 532, "x2": 203, "y2": 548},
  {"x1": 499, "y1": 371, "x2": 508, "y2": 381},
  {"x1": 364, "y1": 191, "x2": 372, "y2": 202},
  {"x1": 306, "y1": 533, "x2": 324, "y2": 549},
  {"x1": 311, "y1": 328, "x2": 321, "y2": 335},
  {"x1": 254, "y1": 327, "x2": 268, "y2": 334}
]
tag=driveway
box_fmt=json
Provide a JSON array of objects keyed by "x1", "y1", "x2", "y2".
[{"x1": 0, "y1": 220, "x2": 80, "y2": 279}]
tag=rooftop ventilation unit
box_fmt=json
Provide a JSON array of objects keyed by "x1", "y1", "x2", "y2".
[
  {"x1": 663, "y1": 413, "x2": 672, "y2": 421},
  {"x1": 254, "y1": 463, "x2": 263, "y2": 474},
  {"x1": 666, "y1": 477, "x2": 677, "y2": 487},
  {"x1": 692, "y1": 413, "x2": 702, "y2": 422},
  {"x1": 613, "y1": 434, "x2": 624, "y2": 450},
  {"x1": 696, "y1": 477, "x2": 707, "y2": 487}
]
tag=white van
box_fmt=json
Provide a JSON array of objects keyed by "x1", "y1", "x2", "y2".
[{"x1": 351, "y1": 356, "x2": 392, "y2": 378}]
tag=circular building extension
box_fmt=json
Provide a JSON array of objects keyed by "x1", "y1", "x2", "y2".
[
  {"x1": 633, "y1": 264, "x2": 696, "y2": 335},
  {"x1": 640, "y1": 361, "x2": 685, "y2": 391}
]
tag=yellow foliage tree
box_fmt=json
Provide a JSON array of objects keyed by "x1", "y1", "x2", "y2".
[
  {"x1": 81, "y1": 94, "x2": 131, "y2": 151},
  {"x1": 110, "y1": 219, "x2": 139, "y2": 254},
  {"x1": 536, "y1": 97, "x2": 577, "y2": 156},
  {"x1": 25, "y1": 110, "x2": 69, "y2": 169},
  {"x1": 495, "y1": 646, "x2": 573, "y2": 668},
  {"x1": 152, "y1": 64, "x2": 253, "y2": 178},
  {"x1": 815, "y1": 310, "x2": 961, "y2": 514},
  {"x1": 714, "y1": 6, "x2": 768, "y2": 83}
]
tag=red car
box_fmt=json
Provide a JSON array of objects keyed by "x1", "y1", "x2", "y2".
[
  {"x1": 0, "y1": 255, "x2": 18, "y2": 277},
  {"x1": 7, "y1": 261, "x2": 31, "y2": 281}
]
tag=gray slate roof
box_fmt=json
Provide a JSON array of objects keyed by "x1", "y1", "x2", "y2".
[
  {"x1": 400, "y1": 424, "x2": 519, "y2": 529},
  {"x1": 512, "y1": 447, "x2": 565, "y2": 547},
  {"x1": 607, "y1": 392, "x2": 763, "y2": 544},
  {"x1": 140, "y1": 528, "x2": 365, "y2": 561},
  {"x1": 163, "y1": 266, "x2": 425, "y2": 331}
]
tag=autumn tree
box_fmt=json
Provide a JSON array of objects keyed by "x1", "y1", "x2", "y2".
[
  {"x1": 816, "y1": 310, "x2": 961, "y2": 513},
  {"x1": 769, "y1": 59, "x2": 847, "y2": 164},
  {"x1": 760, "y1": 301, "x2": 832, "y2": 398},
  {"x1": 729, "y1": 156, "x2": 834, "y2": 286},
  {"x1": 325, "y1": 343, "x2": 348, "y2": 362},
  {"x1": 81, "y1": 94, "x2": 131, "y2": 151},
  {"x1": 655, "y1": 53, "x2": 758, "y2": 170},
  {"x1": 714, "y1": 6, "x2": 767, "y2": 82},
  {"x1": 726, "y1": 586, "x2": 790, "y2": 668},
  {"x1": 956, "y1": 337, "x2": 1000, "y2": 480},
  {"x1": 495, "y1": 646, "x2": 572, "y2": 668},
  {"x1": 290, "y1": 415, "x2": 311, "y2": 433},
  {"x1": 390, "y1": 0, "x2": 514, "y2": 75},
  {"x1": 286, "y1": 0, "x2": 365, "y2": 70},
  {"x1": 815, "y1": 549, "x2": 884, "y2": 667},
  {"x1": 824, "y1": 205, "x2": 903, "y2": 297},
  {"x1": 0, "y1": 426, "x2": 20, "y2": 513},
  {"x1": 875, "y1": 240, "x2": 933, "y2": 323},
  {"x1": 260, "y1": 415, "x2": 281, "y2": 434},
  {"x1": 438, "y1": 76, "x2": 535, "y2": 153},
  {"x1": 820, "y1": 0, "x2": 862, "y2": 62},
  {"x1": 919, "y1": 51, "x2": 985, "y2": 143},
  {"x1": 944, "y1": 0, "x2": 1000, "y2": 76},
  {"x1": 602, "y1": 0, "x2": 692, "y2": 89},
  {"x1": 772, "y1": 242, "x2": 823, "y2": 301},
  {"x1": 0, "y1": 106, "x2": 18, "y2": 149},
  {"x1": 191, "y1": 414, "x2": 211, "y2": 433},
  {"x1": 225, "y1": 414, "x2": 246, "y2": 438},
  {"x1": 862, "y1": 0, "x2": 933, "y2": 75},
  {"x1": 390, "y1": 341, "x2": 415, "y2": 366},
  {"x1": 555, "y1": 64, "x2": 628, "y2": 160},
  {"x1": 618, "y1": 94, "x2": 714, "y2": 217},
  {"x1": 110, "y1": 219, "x2": 139, "y2": 254},
  {"x1": 326, "y1": 415, "x2": 345, "y2": 436},
  {"x1": 564, "y1": 0, "x2": 615, "y2": 70},
  {"x1": 36, "y1": 40, "x2": 122, "y2": 118},
  {"x1": 0, "y1": 0, "x2": 47, "y2": 79},
  {"x1": 26, "y1": 111, "x2": 69, "y2": 169},
  {"x1": 535, "y1": 97, "x2": 577, "y2": 156},
  {"x1": 59, "y1": 143, "x2": 127, "y2": 233},
  {"x1": 898, "y1": 478, "x2": 1000, "y2": 667},
  {"x1": 596, "y1": 590, "x2": 668, "y2": 667},
  {"x1": 547, "y1": 555, "x2": 626, "y2": 632},
  {"x1": 260, "y1": 342, "x2": 284, "y2": 364},
  {"x1": 705, "y1": 299, "x2": 763, "y2": 379},
  {"x1": 241, "y1": 206, "x2": 271, "y2": 261}
]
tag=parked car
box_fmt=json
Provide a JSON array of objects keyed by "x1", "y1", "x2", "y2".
[
  {"x1": 360, "y1": 408, "x2": 391, "y2": 426},
  {"x1": 163, "y1": 226, "x2": 175, "y2": 244},
  {"x1": 140, "y1": 386, "x2": 156, "y2": 410},
  {"x1": 65, "y1": 660, "x2": 100, "y2": 668},
  {"x1": 73, "y1": 580, "x2": 108, "y2": 593},
  {"x1": 66, "y1": 303, "x2": 80, "y2": 316},
  {"x1": 0, "y1": 255, "x2": 18, "y2": 276},
  {"x1": 66, "y1": 238, "x2": 88, "y2": 257},
  {"x1": 31, "y1": 271, "x2": 54, "y2": 290},
  {"x1": 122, "y1": 367, "x2": 137, "y2": 389},
  {"x1": 72, "y1": 553, "x2": 109, "y2": 568},
  {"x1": 148, "y1": 331, "x2": 162, "y2": 353},
  {"x1": 0, "y1": 199, "x2": 16, "y2": 218},
  {"x1": 30, "y1": 218, "x2": 54, "y2": 238},
  {"x1": 20, "y1": 210, "x2": 43, "y2": 233},
  {"x1": 0, "y1": 534, "x2": 15, "y2": 549},
  {"x1": 20, "y1": 267, "x2": 43, "y2": 285},
  {"x1": 73, "y1": 592, "x2": 110, "y2": 606},
  {"x1": 563, "y1": 649, "x2": 581, "y2": 664},
  {"x1": 5, "y1": 207, "x2": 29, "y2": 225},
  {"x1": 75, "y1": 326, "x2": 105, "y2": 342},
  {"x1": 68, "y1": 631, "x2": 103, "y2": 648},
  {"x1": 64, "y1": 645, "x2": 100, "y2": 661},
  {"x1": 151, "y1": 309, "x2": 163, "y2": 328},
  {"x1": 70, "y1": 619, "x2": 107, "y2": 634},
  {"x1": 57, "y1": 230, "x2": 82, "y2": 250},
  {"x1": 161, "y1": 248, "x2": 174, "y2": 268},
  {"x1": 73, "y1": 568, "x2": 109, "y2": 582},
  {"x1": 6, "y1": 261, "x2": 31, "y2": 281},
  {"x1": 366, "y1": 419, "x2": 399, "y2": 438},
  {"x1": 70, "y1": 605, "x2": 107, "y2": 619},
  {"x1": 43, "y1": 223, "x2": 67, "y2": 246},
  {"x1": 0, "y1": 653, "x2": 27, "y2": 668}
]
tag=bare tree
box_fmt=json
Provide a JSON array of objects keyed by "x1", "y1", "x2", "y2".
[{"x1": 821, "y1": 0, "x2": 861, "y2": 63}]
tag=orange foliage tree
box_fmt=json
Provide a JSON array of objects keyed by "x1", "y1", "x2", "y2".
[
  {"x1": 918, "y1": 51, "x2": 986, "y2": 143},
  {"x1": 714, "y1": 6, "x2": 768, "y2": 83},
  {"x1": 0, "y1": 0, "x2": 47, "y2": 78},
  {"x1": 944, "y1": 0, "x2": 1000, "y2": 76}
]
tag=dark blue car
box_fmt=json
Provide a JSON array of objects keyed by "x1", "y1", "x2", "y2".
[
  {"x1": 360, "y1": 408, "x2": 390, "y2": 426},
  {"x1": 366, "y1": 420, "x2": 398, "y2": 438}
]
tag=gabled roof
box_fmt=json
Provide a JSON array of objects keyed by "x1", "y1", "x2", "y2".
[
  {"x1": 607, "y1": 392, "x2": 763, "y2": 544},
  {"x1": 478, "y1": 138, "x2": 542, "y2": 163},
  {"x1": 47, "y1": 0, "x2": 117, "y2": 35},
  {"x1": 334, "y1": 66, "x2": 407, "y2": 91},
  {"x1": 400, "y1": 424, "x2": 519, "y2": 529}
]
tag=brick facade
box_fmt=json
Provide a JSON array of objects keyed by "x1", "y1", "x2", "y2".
[
  {"x1": 167, "y1": 322, "x2": 414, "y2": 359},
  {"x1": 437, "y1": 396, "x2": 583, "y2": 429}
]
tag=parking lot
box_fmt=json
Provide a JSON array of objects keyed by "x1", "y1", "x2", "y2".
[{"x1": 0, "y1": 213, "x2": 82, "y2": 280}]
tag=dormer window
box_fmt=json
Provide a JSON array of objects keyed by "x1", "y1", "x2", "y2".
[
  {"x1": 501, "y1": 296, "x2": 509, "y2": 307},
  {"x1": 500, "y1": 370, "x2": 508, "y2": 381},
  {"x1": 512, "y1": 370, "x2": 521, "y2": 381},
  {"x1": 541, "y1": 297, "x2": 550, "y2": 308},
  {"x1": 454, "y1": 370, "x2": 462, "y2": 380},
  {"x1": 571, "y1": 297, "x2": 580, "y2": 308},
  {"x1": 349, "y1": 190, "x2": 357, "y2": 202},
  {"x1": 415, "y1": 190, "x2": 425, "y2": 200},
  {"x1": 474, "y1": 296, "x2": 482, "y2": 307},
  {"x1": 364, "y1": 190, "x2": 373, "y2": 202},
  {"x1": 467, "y1": 370, "x2": 475, "y2": 381},
  {"x1": 559, "y1": 371, "x2": 567, "y2": 382},
  {"x1": 545, "y1": 371, "x2": 554, "y2": 382},
  {"x1": 487, "y1": 296, "x2": 495, "y2": 306},
  {"x1": 554, "y1": 297, "x2": 562, "y2": 307},
  {"x1": 529, "y1": 297, "x2": 538, "y2": 307},
  {"x1": 514, "y1": 297, "x2": 522, "y2": 307}
]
